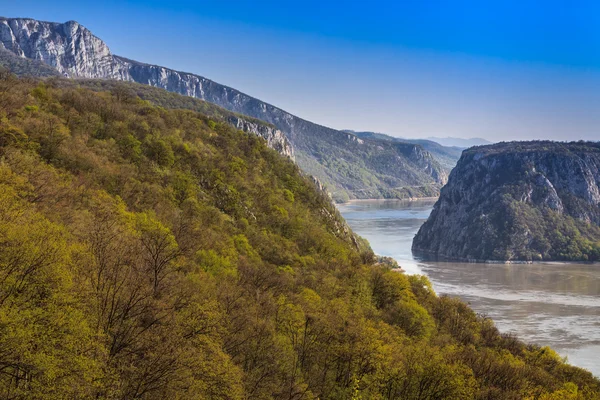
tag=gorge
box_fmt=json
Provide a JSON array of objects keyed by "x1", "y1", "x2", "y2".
[{"x1": 1, "y1": 8, "x2": 600, "y2": 399}]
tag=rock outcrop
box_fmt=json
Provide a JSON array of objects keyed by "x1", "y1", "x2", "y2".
[
  {"x1": 0, "y1": 17, "x2": 447, "y2": 201},
  {"x1": 413, "y1": 141, "x2": 600, "y2": 262},
  {"x1": 227, "y1": 116, "x2": 294, "y2": 160}
]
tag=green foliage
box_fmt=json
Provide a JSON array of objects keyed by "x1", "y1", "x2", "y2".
[
  {"x1": 117, "y1": 133, "x2": 142, "y2": 162},
  {"x1": 0, "y1": 74, "x2": 598, "y2": 399},
  {"x1": 144, "y1": 135, "x2": 175, "y2": 167}
]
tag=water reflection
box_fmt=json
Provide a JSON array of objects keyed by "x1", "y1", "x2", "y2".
[{"x1": 337, "y1": 199, "x2": 600, "y2": 376}]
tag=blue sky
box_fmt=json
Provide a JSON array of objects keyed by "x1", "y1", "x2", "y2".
[{"x1": 3, "y1": 0, "x2": 600, "y2": 141}]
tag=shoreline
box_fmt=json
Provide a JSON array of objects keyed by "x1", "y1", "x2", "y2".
[
  {"x1": 339, "y1": 197, "x2": 439, "y2": 204},
  {"x1": 338, "y1": 198, "x2": 600, "y2": 377},
  {"x1": 412, "y1": 248, "x2": 600, "y2": 266},
  {"x1": 341, "y1": 200, "x2": 599, "y2": 267}
]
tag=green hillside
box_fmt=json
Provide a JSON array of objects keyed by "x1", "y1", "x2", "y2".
[{"x1": 0, "y1": 71, "x2": 598, "y2": 399}]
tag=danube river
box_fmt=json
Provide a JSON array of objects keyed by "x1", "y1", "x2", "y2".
[{"x1": 337, "y1": 199, "x2": 600, "y2": 377}]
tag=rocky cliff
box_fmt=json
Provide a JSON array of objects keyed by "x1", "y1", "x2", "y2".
[
  {"x1": 0, "y1": 19, "x2": 119, "y2": 78},
  {"x1": 0, "y1": 17, "x2": 446, "y2": 202},
  {"x1": 227, "y1": 116, "x2": 294, "y2": 159},
  {"x1": 413, "y1": 141, "x2": 600, "y2": 262}
]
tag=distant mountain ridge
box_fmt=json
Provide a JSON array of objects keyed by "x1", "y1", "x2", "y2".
[
  {"x1": 344, "y1": 130, "x2": 464, "y2": 171},
  {"x1": 0, "y1": 16, "x2": 447, "y2": 202},
  {"x1": 425, "y1": 137, "x2": 492, "y2": 148},
  {"x1": 413, "y1": 141, "x2": 600, "y2": 262}
]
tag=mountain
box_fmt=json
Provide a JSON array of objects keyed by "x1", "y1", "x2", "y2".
[
  {"x1": 2, "y1": 72, "x2": 599, "y2": 399},
  {"x1": 425, "y1": 136, "x2": 492, "y2": 148},
  {"x1": 413, "y1": 141, "x2": 600, "y2": 262},
  {"x1": 346, "y1": 130, "x2": 464, "y2": 171},
  {"x1": 0, "y1": 16, "x2": 447, "y2": 202}
]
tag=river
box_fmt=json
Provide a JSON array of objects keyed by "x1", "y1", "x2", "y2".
[{"x1": 337, "y1": 199, "x2": 600, "y2": 377}]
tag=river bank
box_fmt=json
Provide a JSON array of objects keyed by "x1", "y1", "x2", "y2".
[{"x1": 338, "y1": 199, "x2": 600, "y2": 377}]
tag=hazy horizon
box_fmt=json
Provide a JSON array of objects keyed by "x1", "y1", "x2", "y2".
[{"x1": 3, "y1": 1, "x2": 600, "y2": 142}]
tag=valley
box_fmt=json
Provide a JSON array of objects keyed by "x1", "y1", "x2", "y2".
[{"x1": 1, "y1": 5, "x2": 599, "y2": 399}]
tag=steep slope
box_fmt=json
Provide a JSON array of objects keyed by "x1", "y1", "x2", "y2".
[
  {"x1": 1, "y1": 72, "x2": 599, "y2": 400},
  {"x1": 348, "y1": 130, "x2": 464, "y2": 171},
  {"x1": 0, "y1": 16, "x2": 447, "y2": 202},
  {"x1": 413, "y1": 141, "x2": 600, "y2": 262}
]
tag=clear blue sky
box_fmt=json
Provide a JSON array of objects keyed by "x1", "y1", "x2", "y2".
[{"x1": 3, "y1": 1, "x2": 600, "y2": 141}]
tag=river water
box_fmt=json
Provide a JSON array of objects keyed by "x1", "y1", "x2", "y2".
[{"x1": 337, "y1": 199, "x2": 600, "y2": 377}]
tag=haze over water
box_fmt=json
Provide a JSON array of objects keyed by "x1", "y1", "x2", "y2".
[{"x1": 337, "y1": 199, "x2": 600, "y2": 377}]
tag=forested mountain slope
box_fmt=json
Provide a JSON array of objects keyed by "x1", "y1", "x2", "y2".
[
  {"x1": 1, "y1": 73, "x2": 599, "y2": 399},
  {"x1": 0, "y1": 16, "x2": 447, "y2": 202},
  {"x1": 58, "y1": 77, "x2": 296, "y2": 158},
  {"x1": 413, "y1": 141, "x2": 600, "y2": 261}
]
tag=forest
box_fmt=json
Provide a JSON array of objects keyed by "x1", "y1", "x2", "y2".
[{"x1": 0, "y1": 69, "x2": 599, "y2": 399}]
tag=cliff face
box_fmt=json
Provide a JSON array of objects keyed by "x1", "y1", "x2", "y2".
[
  {"x1": 227, "y1": 116, "x2": 294, "y2": 159},
  {"x1": 0, "y1": 17, "x2": 446, "y2": 201},
  {"x1": 0, "y1": 19, "x2": 119, "y2": 78},
  {"x1": 413, "y1": 141, "x2": 600, "y2": 262}
]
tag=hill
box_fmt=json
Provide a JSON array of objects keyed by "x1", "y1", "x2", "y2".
[
  {"x1": 0, "y1": 16, "x2": 447, "y2": 202},
  {"x1": 413, "y1": 141, "x2": 600, "y2": 261},
  {"x1": 1, "y1": 72, "x2": 599, "y2": 399}
]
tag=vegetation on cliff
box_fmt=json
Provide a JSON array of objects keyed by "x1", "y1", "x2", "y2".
[{"x1": 1, "y1": 72, "x2": 599, "y2": 399}]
